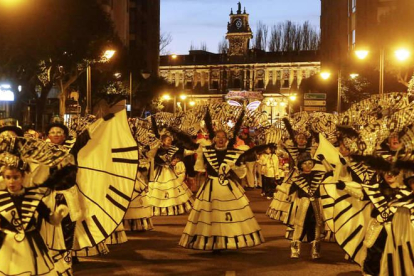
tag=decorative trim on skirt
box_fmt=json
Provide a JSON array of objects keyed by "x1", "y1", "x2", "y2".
[{"x1": 123, "y1": 218, "x2": 154, "y2": 231}]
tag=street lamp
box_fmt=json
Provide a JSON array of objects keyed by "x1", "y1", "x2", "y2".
[
  {"x1": 129, "y1": 70, "x2": 151, "y2": 117},
  {"x1": 288, "y1": 93, "x2": 297, "y2": 117},
  {"x1": 355, "y1": 48, "x2": 411, "y2": 95},
  {"x1": 320, "y1": 70, "x2": 342, "y2": 113},
  {"x1": 86, "y1": 49, "x2": 116, "y2": 114},
  {"x1": 265, "y1": 98, "x2": 278, "y2": 124}
]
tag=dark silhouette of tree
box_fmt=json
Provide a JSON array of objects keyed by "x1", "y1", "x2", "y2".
[
  {"x1": 373, "y1": 0, "x2": 414, "y2": 89},
  {"x1": 0, "y1": 0, "x2": 119, "y2": 128},
  {"x1": 160, "y1": 31, "x2": 173, "y2": 55}
]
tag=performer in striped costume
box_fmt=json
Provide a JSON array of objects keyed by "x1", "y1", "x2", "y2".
[
  {"x1": 0, "y1": 153, "x2": 68, "y2": 276},
  {"x1": 179, "y1": 129, "x2": 264, "y2": 251},
  {"x1": 360, "y1": 169, "x2": 414, "y2": 276},
  {"x1": 278, "y1": 152, "x2": 333, "y2": 259},
  {"x1": 147, "y1": 133, "x2": 194, "y2": 216}
]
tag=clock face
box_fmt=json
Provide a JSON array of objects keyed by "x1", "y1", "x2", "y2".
[{"x1": 235, "y1": 18, "x2": 243, "y2": 29}]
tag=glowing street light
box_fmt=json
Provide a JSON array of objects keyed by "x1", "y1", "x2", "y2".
[
  {"x1": 171, "y1": 54, "x2": 177, "y2": 59},
  {"x1": 350, "y1": 73, "x2": 359, "y2": 79},
  {"x1": 395, "y1": 48, "x2": 410, "y2": 61},
  {"x1": 0, "y1": 0, "x2": 25, "y2": 8},
  {"x1": 356, "y1": 48, "x2": 411, "y2": 95},
  {"x1": 102, "y1": 50, "x2": 116, "y2": 61},
  {"x1": 86, "y1": 49, "x2": 116, "y2": 114},
  {"x1": 189, "y1": 101, "x2": 195, "y2": 107},
  {"x1": 162, "y1": 94, "x2": 171, "y2": 101},
  {"x1": 179, "y1": 94, "x2": 187, "y2": 100},
  {"x1": 321, "y1": 70, "x2": 342, "y2": 112},
  {"x1": 320, "y1": 72, "x2": 331, "y2": 80},
  {"x1": 355, "y1": 50, "x2": 369, "y2": 60},
  {"x1": 289, "y1": 94, "x2": 297, "y2": 101}
]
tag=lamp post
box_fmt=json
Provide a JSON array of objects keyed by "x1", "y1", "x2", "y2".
[
  {"x1": 288, "y1": 93, "x2": 297, "y2": 117},
  {"x1": 320, "y1": 70, "x2": 342, "y2": 113},
  {"x1": 162, "y1": 93, "x2": 188, "y2": 114},
  {"x1": 86, "y1": 49, "x2": 116, "y2": 114},
  {"x1": 265, "y1": 98, "x2": 277, "y2": 124},
  {"x1": 355, "y1": 48, "x2": 410, "y2": 95}
]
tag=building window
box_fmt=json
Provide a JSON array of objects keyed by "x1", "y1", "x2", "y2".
[
  {"x1": 283, "y1": 80, "x2": 289, "y2": 88},
  {"x1": 233, "y1": 79, "x2": 241, "y2": 88},
  {"x1": 212, "y1": 81, "x2": 219, "y2": 90},
  {"x1": 185, "y1": 81, "x2": 193, "y2": 89},
  {"x1": 256, "y1": 80, "x2": 264, "y2": 89}
]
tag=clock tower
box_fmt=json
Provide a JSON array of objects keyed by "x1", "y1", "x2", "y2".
[{"x1": 226, "y1": 2, "x2": 252, "y2": 58}]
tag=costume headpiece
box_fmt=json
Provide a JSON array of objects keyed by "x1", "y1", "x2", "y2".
[
  {"x1": 0, "y1": 152, "x2": 27, "y2": 171},
  {"x1": 297, "y1": 152, "x2": 314, "y2": 168},
  {"x1": 46, "y1": 116, "x2": 69, "y2": 137},
  {"x1": 0, "y1": 118, "x2": 23, "y2": 137}
]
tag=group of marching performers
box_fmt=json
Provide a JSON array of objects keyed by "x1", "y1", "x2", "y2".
[{"x1": 0, "y1": 92, "x2": 413, "y2": 276}]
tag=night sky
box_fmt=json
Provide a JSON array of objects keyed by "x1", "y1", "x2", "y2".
[{"x1": 161, "y1": 0, "x2": 321, "y2": 55}]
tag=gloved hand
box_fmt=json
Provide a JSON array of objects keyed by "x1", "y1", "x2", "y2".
[
  {"x1": 336, "y1": 180, "x2": 346, "y2": 190},
  {"x1": 56, "y1": 204, "x2": 69, "y2": 217},
  {"x1": 49, "y1": 205, "x2": 69, "y2": 226},
  {"x1": 316, "y1": 154, "x2": 325, "y2": 161}
]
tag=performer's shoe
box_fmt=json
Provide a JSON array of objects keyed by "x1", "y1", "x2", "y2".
[
  {"x1": 290, "y1": 241, "x2": 300, "y2": 258},
  {"x1": 311, "y1": 240, "x2": 321, "y2": 259}
]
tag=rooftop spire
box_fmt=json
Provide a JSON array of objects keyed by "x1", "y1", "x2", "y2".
[{"x1": 237, "y1": 2, "x2": 241, "y2": 14}]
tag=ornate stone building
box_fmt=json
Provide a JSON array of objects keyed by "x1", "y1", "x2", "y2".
[{"x1": 159, "y1": 2, "x2": 320, "y2": 117}]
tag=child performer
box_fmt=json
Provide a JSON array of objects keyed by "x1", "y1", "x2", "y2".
[{"x1": 0, "y1": 154, "x2": 68, "y2": 276}]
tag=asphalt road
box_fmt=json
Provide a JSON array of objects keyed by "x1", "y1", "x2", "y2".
[{"x1": 74, "y1": 189, "x2": 362, "y2": 276}]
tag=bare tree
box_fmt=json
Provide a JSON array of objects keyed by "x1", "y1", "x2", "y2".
[
  {"x1": 269, "y1": 23, "x2": 283, "y2": 52},
  {"x1": 282, "y1": 21, "x2": 295, "y2": 52},
  {"x1": 190, "y1": 41, "x2": 195, "y2": 51},
  {"x1": 200, "y1": 42, "x2": 208, "y2": 51},
  {"x1": 293, "y1": 23, "x2": 302, "y2": 51},
  {"x1": 190, "y1": 42, "x2": 208, "y2": 51},
  {"x1": 218, "y1": 37, "x2": 228, "y2": 54},
  {"x1": 253, "y1": 21, "x2": 267, "y2": 50},
  {"x1": 268, "y1": 21, "x2": 320, "y2": 52},
  {"x1": 160, "y1": 31, "x2": 173, "y2": 55},
  {"x1": 301, "y1": 21, "x2": 311, "y2": 50}
]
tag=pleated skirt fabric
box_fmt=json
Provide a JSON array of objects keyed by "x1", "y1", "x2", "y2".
[
  {"x1": 0, "y1": 231, "x2": 55, "y2": 276},
  {"x1": 266, "y1": 184, "x2": 291, "y2": 222},
  {"x1": 148, "y1": 166, "x2": 193, "y2": 216},
  {"x1": 124, "y1": 183, "x2": 154, "y2": 231},
  {"x1": 106, "y1": 224, "x2": 128, "y2": 245},
  {"x1": 179, "y1": 177, "x2": 264, "y2": 250},
  {"x1": 380, "y1": 208, "x2": 414, "y2": 276}
]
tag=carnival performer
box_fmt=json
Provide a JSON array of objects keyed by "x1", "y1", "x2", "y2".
[
  {"x1": 258, "y1": 144, "x2": 281, "y2": 199},
  {"x1": 123, "y1": 122, "x2": 157, "y2": 232},
  {"x1": 147, "y1": 118, "x2": 195, "y2": 216},
  {"x1": 123, "y1": 167, "x2": 154, "y2": 232},
  {"x1": 39, "y1": 117, "x2": 104, "y2": 270},
  {"x1": 0, "y1": 152, "x2": 68, "y2": 276},
  {"x1": 359, "y1": 168, "x2": 414, "y2": 276},
  {"x1": 267, "y1": 117, "x2": 313, "y2": 235},
  {"x1": 179, "y1": 110, "x2": 264, "y2": 251},
  {"x1": 277, "y1": 152, "x2": 333, "y2": 259}
]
